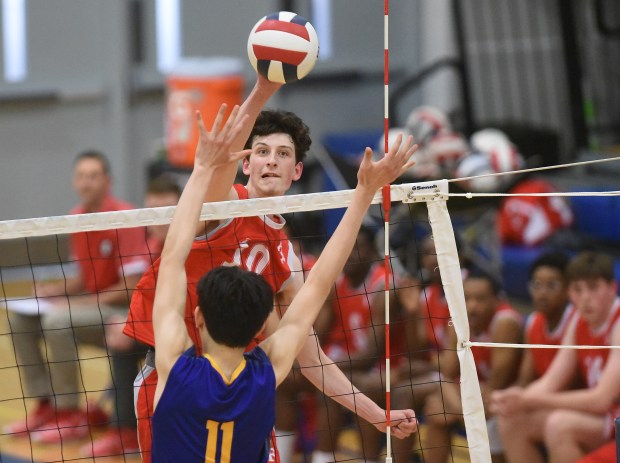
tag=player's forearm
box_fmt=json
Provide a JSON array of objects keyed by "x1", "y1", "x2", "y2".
[
  {"x1": 161, "y1": 168, "x2": 213, "y2": 267},
  {"x1": 304, "y1": 187, "x2": 375, "y2": 297},
  {"x1": 202, "y1": 80, "x2": 281, "y2": 204},
  {"x1": 525, "y1": 387, "x2": 614, "y2": 414},
  {"x1": 231, "y1": 78, "x2": 280, "y2": 152},
  {"x1": 300, "y1": 352, "x2": 384, "y2": 424}
]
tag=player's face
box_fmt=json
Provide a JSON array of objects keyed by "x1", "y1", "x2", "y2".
[
  {"x1": 568, "y1": 278, "x2": 618, "y2": 329},
  {"x1": 529, "y1": 266, "x2": 568, "y2": 317},
  {"x1": 464, "y1": 278, "x2": 498, "y2": 336},
  {"x1": 243, "y1": 133, "x2": 303, "y2": 198},
  {"x1": 73, "y1": 158, "x2": 110, "y2": 210}
]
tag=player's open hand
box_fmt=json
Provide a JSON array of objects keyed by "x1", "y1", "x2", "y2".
[
  {"x1": 374, "y1": 408, "x2": 418, "y2": 439},
  {"x1": 356, "y1": 134, "x2": 417, "y2": 194},
  {"x1": 194, "y1": 104, "x2": 251, "y2": 171}
]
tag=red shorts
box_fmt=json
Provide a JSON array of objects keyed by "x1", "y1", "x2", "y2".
[{"x1": 134, "y1": 358, "x2": 280, "y2": 463}]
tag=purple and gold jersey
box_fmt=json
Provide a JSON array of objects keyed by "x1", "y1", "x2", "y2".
[{"x1": 152, "y1": 347, "x2": 275, "y2": 463}]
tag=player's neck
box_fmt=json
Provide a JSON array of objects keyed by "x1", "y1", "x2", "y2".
[{"x1": 203, "y1": 338, "x2": 246, "y2": 379}]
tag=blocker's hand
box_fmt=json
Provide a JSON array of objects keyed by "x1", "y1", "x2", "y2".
[
  {"x1": 357, "y1": 133, "x2": 418, "y2": 194},
  {"x1": 374, "y1": 408, "x2": 418, "y2": 439},
  {"x1": 194, "y1": 104, "x2": 251, "y2": 171}
]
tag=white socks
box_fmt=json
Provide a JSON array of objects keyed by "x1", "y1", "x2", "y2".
[
  {"x1": 311, "y1": 450, "x2": 336, "y2": 463},
  {"x1": 275, "y1": 430, "x2": 296, "y2": 463}
]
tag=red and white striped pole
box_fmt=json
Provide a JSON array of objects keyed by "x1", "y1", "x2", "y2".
[{"x1": 382, "y1": 0, "x2": 393, "y2": 461}]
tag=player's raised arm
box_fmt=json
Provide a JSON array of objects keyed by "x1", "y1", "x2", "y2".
[
  {"x1": 153, "y1": 104, "x2": 250, "y2": 389},
  {"x1": 198, "y1": 75, "x2": 282, "y2": 205},
  {"x1": 261, "y1": 135, "x2": 417, "y2": 386}
]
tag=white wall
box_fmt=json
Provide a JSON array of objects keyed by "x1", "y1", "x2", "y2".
[{"x1": 0, "y1": 0, "x2": 421, "y2": 220}]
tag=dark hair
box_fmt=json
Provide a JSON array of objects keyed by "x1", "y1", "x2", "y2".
[
  {"x1": 566, "y1": 251, "x2": 615, "y2": 283},
  {"x1": 529, "y1": 251, "x2": 570, "y2": 280},
  {"x1": 244, "y1": 109, "x2": 311, "y2": 163},
  {"x1": 196, "y1": 266, "x2": 274, "y2": 348},
  {"x1": 465, "y1": 268, "x2": 502, "y2": 296},
  {"x1": 73, "y1": 150, "x2": 111, "y2": 175},
  {"x1": 146, "y1": 175, "x2": 181, "y2": 198}
]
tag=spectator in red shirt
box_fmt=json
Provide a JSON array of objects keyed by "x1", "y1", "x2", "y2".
[{"x1": 5, "y1": 151, "x2": 151, "y2": 456}]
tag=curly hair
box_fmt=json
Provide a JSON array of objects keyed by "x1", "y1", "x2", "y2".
[{"x1": 244, "y1": 109, "x2": 311, "y2": 163}]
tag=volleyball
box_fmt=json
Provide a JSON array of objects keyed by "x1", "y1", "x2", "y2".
[{"x1": 247, "y1": 11, "x2": 319, "y2": 84}]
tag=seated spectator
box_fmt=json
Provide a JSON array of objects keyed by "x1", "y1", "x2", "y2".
[
  {"x1": 4, "y1": 150, "x2": 150, "y2": 457},
  {"x1": 517, "y1": 251, "x2": 575, "y2": 386},
  {"x1": 422, "y1": 271, "x2": 522, "y2": 463},
  {"x1": 492, "y1": 251, "x2": 620, "y2": 463}
]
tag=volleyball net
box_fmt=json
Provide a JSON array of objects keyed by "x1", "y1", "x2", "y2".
[{"x1": 0, "y1": 180, "x2": 618, "y2": 462}]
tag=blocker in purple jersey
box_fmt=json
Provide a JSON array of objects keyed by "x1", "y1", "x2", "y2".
[{"x1": 247, "y1": 11, "x2": 319, "y2": 84}]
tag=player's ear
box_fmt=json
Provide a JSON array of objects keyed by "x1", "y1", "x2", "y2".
[
  {"x1": 242, "y1": 157, "x2": 251, "y2": 175},
  {"x1": 194, "y1": 306, "x2": 205, "y2": 329},
  {"x1": 292, "y1": 162, "x2": 303, "y2": 181}
]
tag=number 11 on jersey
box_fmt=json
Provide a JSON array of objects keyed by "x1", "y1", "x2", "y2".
[{"x1": 206, "y1": 420, "x2": 234, "y2": 462}]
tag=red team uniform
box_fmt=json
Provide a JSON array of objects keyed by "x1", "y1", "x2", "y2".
[
  {"x1": 524, "y1": 305, "x2": 575, "y2": 377},
  {"x1": 124, "y1": 185, "x2": 297, "y2": 463},
  {"x1": 470, "y1": 303, "x2": 523, "y2": 382},
  {"x1": 570, "y1": 298, "x2": 620, "y2": 463},
  {"x1": 70, "y1": 196, "x2": 150, "y2": 293},
  {"x1": 419, "y1": 284, "x2": 451, "y2": 352},
  {"x1": 324, "y1": 263, "x2": 386, "y2": 361},
  {"x1": 574, "y1": 298, "x2": 620, "y2": 440}
]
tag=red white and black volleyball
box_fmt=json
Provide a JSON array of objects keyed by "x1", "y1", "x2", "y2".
[{"x1": 247, "y1": 11, "x2": 319, "y2": 84}]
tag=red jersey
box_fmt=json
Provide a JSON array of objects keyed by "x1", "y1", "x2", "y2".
[
  {"x1": 70, "y1": 196, "x2": 150, "y2": 293},
  {"x1": 420, "y1": 284, "x2": 451, "y2": 350},
  {"x1": 124, "y1": 185, "x2": 297, "y2": 349},
  {"x1": 471, "y1": 303, "x2": 523, "y2": 382},
  {"x1": 524, "y1": 305, "x2": 575, "y2": 378},
  {"x1": 325, "y1": 263, "x2": 386, "y2": 360},
  {"x1": 575, "y1": 298, "x2": 620, "y2": 389},
  {"x1": 498, "y1": 179, "x2": 573, "y2": 246}
]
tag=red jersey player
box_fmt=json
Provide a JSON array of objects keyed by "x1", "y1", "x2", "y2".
[
  {"x1": 492, "y1": 251, "x2": 620, "y2": 463},
  {"x1": 124, "y1": 76, "x2": 420, "y2": 463},
  {"x1": 517, "y1": 251, "x2": 574, "y2": 386},
  {"x1": 420, "y1": 271, "x2": 522, "y2": 463}
]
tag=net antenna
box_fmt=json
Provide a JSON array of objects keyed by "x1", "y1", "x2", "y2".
[{"x1": 382, "y1": 0, "x2": 393, "y2": 461}]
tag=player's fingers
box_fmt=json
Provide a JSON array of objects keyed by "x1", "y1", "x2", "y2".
[
  {"x1": 400, "y1": 160, "x2": 416, "y2": 174},
  {"x1": 405, "y1": 142, "x2": 419, "y2": 160},
  {"x1": 230, "y1": 148, "x2": 252, "y2": 162},
  {"x1": 396, "y1": 137, "x2": 415, "y2": 164},
  {"x1": 227, "y1": 113, "x2": 250, "y2": 142},
  {"x1": 220, "y1": 105, "x2": 241, "y2": 138},
  {"x1": 196, "y1": 111, "x2": 209, "y2": 137},
  {"x1": 210, "y1": 103, "x2": 229, "y2": 135},
  {"x1": 361, "y1": 147, "x2": 373, "y2": 167},
  {"x1": 386, "y1": 133, "x2": 403, "y2": 156}
]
